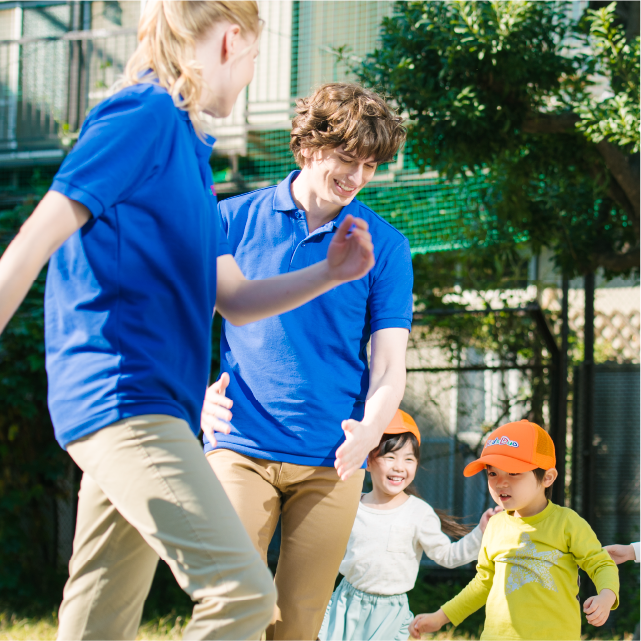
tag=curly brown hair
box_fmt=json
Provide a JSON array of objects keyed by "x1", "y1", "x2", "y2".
[{"x1": 290, "y1": 83, "x2": 406, "y2": 168}]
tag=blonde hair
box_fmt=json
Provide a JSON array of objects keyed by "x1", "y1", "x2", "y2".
[{"x1": 124, "y1": 1, "x2": 260, "y2": 130}]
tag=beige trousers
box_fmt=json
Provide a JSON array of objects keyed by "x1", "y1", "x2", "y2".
[
  {"x1": 58, "y1": 415, "x2": 276, "y2": 641},
  {"x1": 207, "y1": 449, "x2": 364, "y2": 641}
]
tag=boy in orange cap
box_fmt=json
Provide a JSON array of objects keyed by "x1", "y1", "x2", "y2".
[{"x1": 409, "y1": 419, "x2": 619, "y2": 640}]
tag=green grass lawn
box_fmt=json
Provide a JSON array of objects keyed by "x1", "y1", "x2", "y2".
[
  {"x1": 0, "y1": 611, "x2": 634, "y2": 641},
  {"x1": 0, "y1": 611, "x2": 187, "y2": 641}
]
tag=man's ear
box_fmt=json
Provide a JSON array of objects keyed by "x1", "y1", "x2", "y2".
[{"x1": 299, "y1": 146, "x2": 315, "y2": 165}]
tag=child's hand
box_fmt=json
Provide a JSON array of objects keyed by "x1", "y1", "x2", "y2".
[
  {"x1": 409, "y1": 609, "x2": 450, "y2": 638},
  {"x1": 583, "y1": 589, "x2": 617, "y2": 627},
  {"x1": 604, "y1": 544, "x2": 636, "y2": 564},
  {"x1": 479, "y1": 506, "x2": 503, "y2": 533}
]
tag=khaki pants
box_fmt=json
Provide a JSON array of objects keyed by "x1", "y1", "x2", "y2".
[
  {"x1": 207, "y1": 449, "x2": 364, "y2": 641},
  {"x1": 58, "y1": 415, "x2": 276, "y2": 641}
]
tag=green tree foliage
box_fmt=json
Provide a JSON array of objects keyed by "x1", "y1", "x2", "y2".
[
  {"x1": 357, "y1": 0, "x2": 639, "y2": 278},
  {"x1": 0, "y1": 172, "x2": 223, "y2": 607},
  {"x1": 0, "y1": 181, "x2": 69, "y2": 605}
]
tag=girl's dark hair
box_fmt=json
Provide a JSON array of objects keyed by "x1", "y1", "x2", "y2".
[
  {"x1": 369, "y1": 433, "x2": 472, "y2": 539},
  {"x1": 370, "y1": 432, "x2": 420, "y2": 460},
  {"x1": 533, "y1": 467, "x2": 554, "y2": 500}
]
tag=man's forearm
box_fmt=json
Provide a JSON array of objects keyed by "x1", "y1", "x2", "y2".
[
  {"x1": 362, "y1": 370, "x2": 406, "y2": 445},
  {"x1": 362, "y1": 327, "x2": 409, "y2": 440}
]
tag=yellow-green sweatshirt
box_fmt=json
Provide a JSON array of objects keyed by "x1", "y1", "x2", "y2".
[{"x1": 441, "y1": 501, "x2": 619, "y2": 640}]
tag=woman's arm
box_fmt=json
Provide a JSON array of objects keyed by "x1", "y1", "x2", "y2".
[
  {"x1": 215, "y1": 214, "x2": 374, "y2": 326},
  {"x1": 0, "y1": 192, "x2": 90, "y2": 335}
]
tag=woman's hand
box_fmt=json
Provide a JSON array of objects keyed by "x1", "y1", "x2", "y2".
[
  {"x1": 603, "y1": 544, "x2": 636, "y2": 564},
  {"x1": 215, "y1": 216, "x2": 374, "y2": 327},
  {"x1": 479, "y1": 506, "x2": 503, "y2": 533},
  {"x1": 409, "y1": 609, "x2": 450, "y2": 638},
  {"x1": 326, "y1": 215, "x2": 374, "y2": 282},
  {"x1": 200, "y1": 372, "x2": 233, "y2": 446}
]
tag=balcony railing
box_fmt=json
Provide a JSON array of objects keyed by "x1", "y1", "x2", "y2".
[
  {"x1": 0, "y1": 27, "x2": 137, "y2": 163},
  {"x1": 0, "y1": 0, "x2": 398, "y2": 166}
]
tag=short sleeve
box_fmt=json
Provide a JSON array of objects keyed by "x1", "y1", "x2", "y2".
[
  {"x1": 368, "y1": 238, "x2": 413, "y2": 332},
  {"x1": 49, "y1": 88, "x2": 171, "y2": 218},
  {"x1": 216, "y1": 208, "x2": 231, "y2": 257}
]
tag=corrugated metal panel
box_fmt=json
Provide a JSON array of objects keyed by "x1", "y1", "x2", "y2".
[{"x1": 573, "y1": 363, "x2": 640, "y2": 543}]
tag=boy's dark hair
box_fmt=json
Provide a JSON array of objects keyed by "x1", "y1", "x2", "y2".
[
  {"x1": 533, "y1": 467, "x2": 554, "y2": 500},
  {"x1": 290, "y1": 83, "x2": 406, "y2": 167},
  {"x1": 369, "y1": 432, "x2": 472, "y2": 539}
]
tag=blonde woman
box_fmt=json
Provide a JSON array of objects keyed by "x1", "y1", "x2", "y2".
[{"x1": 0, "y1": 2, "x2": 375, "y2": 639}]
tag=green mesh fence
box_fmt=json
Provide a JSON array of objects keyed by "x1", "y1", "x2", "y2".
[
  {"x1": 209, "y1": 0, "x2": 493, "y2": 254},
  {"x1": 0, "y1": 0, "x2": 492, "y2": 254},
  {"x1": 209, "y1": 128, "x2": 491, "y2": 254}
]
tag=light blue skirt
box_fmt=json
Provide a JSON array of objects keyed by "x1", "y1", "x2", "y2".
[{"x1": 319, "y1": 578, "x2": 414, "y2": 641}]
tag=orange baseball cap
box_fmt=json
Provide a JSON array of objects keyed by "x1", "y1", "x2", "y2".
[
  {"x1": 463, "y1": 419, "x2": 555, "y2": 477},
  {"x1": 385, "y1": 409, "x2": 421, "y2": 445}
]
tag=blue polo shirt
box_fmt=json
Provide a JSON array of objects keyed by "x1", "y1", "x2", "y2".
[
  {"x1": 46, "y1": 83, "x2": 229, "y2": 449},
  {"x1": 205, "y1": 171, "x2": 413, "y2": 466}
]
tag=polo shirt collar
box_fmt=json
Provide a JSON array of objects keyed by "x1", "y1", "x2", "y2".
[
  {"x1": 140, "y1": 73, "x2": 216, "y2": 152},
  {"x1": 175, "y1": 108, "x2": 216, "y2": 154},
  {"x1": 273, "y1": 170, "x2": 300, "y2": 211},
  {"x1": 273, "y1": 170, "x2": 360, "y2": 231}
]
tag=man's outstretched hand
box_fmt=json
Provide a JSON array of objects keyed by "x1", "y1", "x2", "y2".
[
  {"x1": 201, "y1": 372, "x2": 233, "y2": 447},
  {"x1": 334, "y1": 419, "x2": 379, "y2": 481},
  {"x1": 326, "y1": 215, "x2": 375, "y2": 282}
]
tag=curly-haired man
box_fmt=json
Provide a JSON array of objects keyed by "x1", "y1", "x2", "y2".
[{"x1": 202, "y1": 83, "x2": 413, "y2": 640}]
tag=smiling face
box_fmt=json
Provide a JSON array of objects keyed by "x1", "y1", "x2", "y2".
[
  {"x1": 486, "y1": 465, "x2": 556, "y2": 517},
  {"x1": 368, "y1": 440, "x2": 418, "y2": 499},
  {"x1": 299, "y1": 145, "x2": 377, "y2": 209}
]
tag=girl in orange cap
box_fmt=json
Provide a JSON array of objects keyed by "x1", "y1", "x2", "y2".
[{"x1": 318, "y1": 409, "x2": 500, "y2": 641}]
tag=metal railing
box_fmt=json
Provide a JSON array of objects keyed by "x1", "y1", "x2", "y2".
[
  {"x1": 0, "y1": 0, "x2": 397, "y2": 162},
  {"x1": 0, "y1": 27, "x2": 137, "y2": 157}
]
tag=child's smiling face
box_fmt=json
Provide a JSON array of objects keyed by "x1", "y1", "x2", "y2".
[
  {"x1": 486, "y1": 465, "x2": 556, "y2": 517},
  {"x1": 368, "y1": 440, "x2": 418, "y2": 498}
]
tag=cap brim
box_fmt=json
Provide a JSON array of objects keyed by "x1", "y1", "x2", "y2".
[
  {"x1": 464, "y1": 454, "x2": 538, "y2": 477},
  {"x1": 384, "y1": 425, "x2": 421, "y2": 445}
]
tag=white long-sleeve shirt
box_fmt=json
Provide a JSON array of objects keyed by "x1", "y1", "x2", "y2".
[{"x1": 339, "y1": 495, "x2": 483, "y2": 595}]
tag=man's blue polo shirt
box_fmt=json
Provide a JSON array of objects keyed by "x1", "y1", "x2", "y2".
[
  {"x1": 206, "y1": 171, "x2": 413, "y2": 467},
  {"x1": 46, "y1": 83, "x2": 229, "y2": 449}
]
